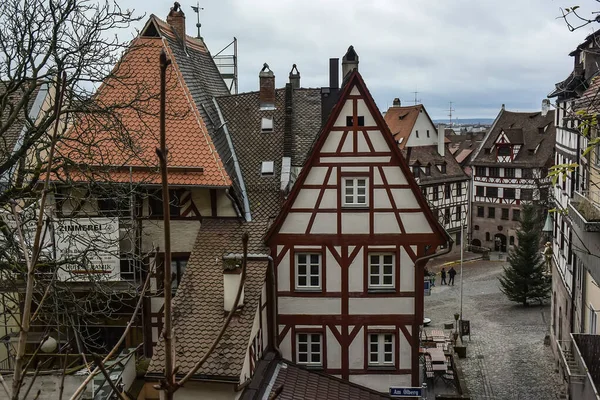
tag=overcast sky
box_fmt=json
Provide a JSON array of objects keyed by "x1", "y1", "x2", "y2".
[{"x1": 120, "y1": 0, "x2": 597, "y2": 119}]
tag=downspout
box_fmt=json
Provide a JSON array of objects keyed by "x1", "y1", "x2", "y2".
[
  {"x1": 213, "y1": 98, "x2": 252, "y2": 221},
  {"x1": 266, "y1": 256, "x2": 281, "y2": 357}
]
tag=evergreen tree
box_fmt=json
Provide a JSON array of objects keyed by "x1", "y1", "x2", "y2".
[{"x1": 499, "y1": 205, "x2": 551, "y2": 306}]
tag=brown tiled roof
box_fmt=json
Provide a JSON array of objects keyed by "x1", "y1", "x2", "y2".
[
  {"x1": 148, "y1": 218, "x2": 269, "y2": 378},
  {"x1": 0, "y1": 84, "x2": 42, "y2": 167},
  {"x1": 383, "y1": 105, "x2": 422, "y2": 149},
  {"x1": 59, "y1": 32, "x2": 230, "y2": 186},
  {"x1": 455, "y1": 148, "x2": 473, "y2": 164},
  {"x1": 245, "y1": 358, "x2": 391, "y2": 400},
  {"x1": 403, "y1": 145, "x2": 468, "y2": 185},
  {"x1": 447, "y1": 133, "x2": 485, "y2": 166},
  {"x1": 472, "y1": 109, "x2": 556, "y2": 168},
  {"x1": 216, "y1": 86, "x2": 322, "y2": 219}
]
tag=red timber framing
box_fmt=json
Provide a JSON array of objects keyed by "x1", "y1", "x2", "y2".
[{"x1": 266, "y1": 71, "x2": 448, "y2": 387}]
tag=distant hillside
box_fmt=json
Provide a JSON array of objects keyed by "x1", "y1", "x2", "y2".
[{"x1": 433, "y1": 118, "x2": 494, "y2": 125}]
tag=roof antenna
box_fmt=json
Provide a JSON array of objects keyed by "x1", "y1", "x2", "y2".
[
  {"x1": 447, "y1": 101, "x2": 455, "y2": 126},
  {"x1": 191, "y1": 2, "x2": 204, "y2": 40}
]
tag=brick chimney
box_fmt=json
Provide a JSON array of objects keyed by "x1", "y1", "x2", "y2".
[
  {"x1": 260, "y1": 63, "x2": 275, "y2": 109},
  {"x1": 167, "y1": 2, "x2": 186, "y2": 40},
  {"x1": 393, "y1": 98, "x2": 401, "y2": 107},
  {"x1": 289, "y1": 64, "x2": 300, "y2": 89},
  {"x1": 437, "y1": 124, "x2": 446, "y2": 157},
  {"x1": 342, "y1": 45, "x2": 359, "y2": 78}
]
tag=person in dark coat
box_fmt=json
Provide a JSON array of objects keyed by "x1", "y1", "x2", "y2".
[
  {"x1": 440, "y1": 268, "x2": 447, "y2": 285},
  {"x1": 448, "y1": 267, "x2": 457, "y2": 285}
]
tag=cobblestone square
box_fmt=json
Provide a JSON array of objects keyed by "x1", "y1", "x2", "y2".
[{"x1": 425, "y1": 260, "x2": 566, "y2": 400}]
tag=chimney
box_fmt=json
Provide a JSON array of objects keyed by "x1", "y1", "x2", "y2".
[
  {"x1": 223, "y1": 258, "x2": 244, "y2": 312},
  {"x1": 289, "y1": 64, "x2": 300, "y2": 89},
  {"x1": 541, "y1": 99, "x2": 550, "y2": 117},
  {"x1": 437, "y1": 124, "x2": 446, "y2": 157},
  {"x1": 259, "y1": 63, "x2": 275, "y2": 109},
  {"x1": 329, "y1": 58, "x2": 339, "y2": 89},
  {"x1": 393, "y1": 98, "x2": 401, "y2": 107},
  {"x1": 342, "y1": 45, "x2": 359, "y2": 78},
  {"x1": 501, "y1": 104, "x2": 505, "y2": 110},
  {"x1": 167, "y1": 2, "x2": 186, "y2": 40}
]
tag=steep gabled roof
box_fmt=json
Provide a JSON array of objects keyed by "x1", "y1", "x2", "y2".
[
  {"x1": 383, "y1": 104, "x2": 437, "y2": 149},
  {"x1": 58, "y1": 16, "x2": 232, "y2": 187},
  {"x1": 472, "y1": 109, "x2": 555, "y2": 167},
  {"x1": 265, "y1": 70, "x2": 448, "y2": 243},
  {"x1": 403, "y1": 146, "x2": 468, "y2": 185}
]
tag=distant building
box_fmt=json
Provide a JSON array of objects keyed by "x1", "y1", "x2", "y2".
[
  {"x1": 469, "y1": 104, "x2": 555, "y2": 251},
  {"x1": 447, "y1": 131, "x2": 486, "y2": 175},
  {"x1": 384, "y1": 103, "x2": 470, "y2": 248}
]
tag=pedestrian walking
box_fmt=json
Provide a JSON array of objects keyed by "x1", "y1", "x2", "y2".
[
  {"x1": 440, "y1": 268, "x2": 447, "y2": 285},
  {"x1": 448, "y1": 267, "x2": 457, "y2": 285}
]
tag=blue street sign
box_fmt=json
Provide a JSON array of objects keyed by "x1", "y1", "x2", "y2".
[
  {"x1": 389, "y1": 386, "x2": 423, "y2": 397},
  {"x1": 424, "y1": 279, "x2": 431, "y2": 296}
]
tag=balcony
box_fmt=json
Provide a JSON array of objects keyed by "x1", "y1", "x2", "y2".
[
  {"x1": 569, "y1": 191, "x2": 600, "y2": 232},
  {"x1": 557, "y1": 334, "x2": 600, "y2": 400}
]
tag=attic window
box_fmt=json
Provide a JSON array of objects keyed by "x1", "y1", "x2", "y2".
[
  {"x1": 141, "y1": 21, "x2": 160, "y2": 37},
  {"x1": 261, "y1": 161, "x2": 274, "y2": 176},
  {"x1": 346, "y1": 116, "x2": 353, "y2": 126},
  {"x1": 437, "y1": 163, "x2": 447, "y2": 174},
  {"x1": 357, "y1": 116, "x2": 365, "y2": 126},
  {"x1": 416, "y1": 130, "x2": 419, "y2": 138},
  {"x1": 261, "y1": 117, "x2": 273, "y2": 133}
]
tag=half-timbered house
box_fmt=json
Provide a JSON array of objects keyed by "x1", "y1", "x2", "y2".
[
  {"x1": 266, "y1": 69, "x2": 449, "y2": 391},
  {"x1": 384, "y1": 102, "x2": 469, "y2": 250},
  {"x1": 470, "y1": 104, "x2": 555, "y2": 251}
]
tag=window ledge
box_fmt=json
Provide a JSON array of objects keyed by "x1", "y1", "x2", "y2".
[
  {"x1": 342, "y1": 205, "x2": 369, "y2": 209},
  {"x1": 301, "y1": 365, "x2": 324, "y2": 371},
  {"x1": 368, "y1": 288, "x2": 396, "y2": 294},
  {"x1": 367, "y1": 365, "x2": 396, "y2": 371},
  {"x1": 294, "y1": 288, "x2": 322, "y2": 293}
]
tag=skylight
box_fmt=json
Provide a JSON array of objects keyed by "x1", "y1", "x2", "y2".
[
  {"x1": 261, "y1": 161, "x2": 274, "y2": 176},
  {"x1": 261, "y1": 117, "x2": 273, "y2": 132}
]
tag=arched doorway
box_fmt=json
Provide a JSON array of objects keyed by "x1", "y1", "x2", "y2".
[
  {"x1": 471, "y1": 239, "x2": 481, "y2": 247},
  {"x1": 494, "y1": 234, "x2": 507, "y2": 252}
]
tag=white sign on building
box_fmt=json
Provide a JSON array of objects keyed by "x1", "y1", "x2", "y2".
[{"x1": 55, "y1": 217, "x2": 120, "y2": 281}]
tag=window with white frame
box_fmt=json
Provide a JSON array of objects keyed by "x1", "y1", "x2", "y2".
[
  {"x1": 295, "y1": 253, "x2": 321, "y2": 290},
  {"x1": 369, "y1": 333, "x2": 394, "y2": 366},
  {"x1": 296, "y1": 333, "x2": 322, "y2": 366},
  {"x1": 369, "y1": 253, "x2": 394, "y2": 289},
  {"x1": 343, "y1": 177, "x2": 368, "y2": 207}
]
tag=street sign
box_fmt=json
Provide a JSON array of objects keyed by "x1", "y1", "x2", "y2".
[
  {"x1": 424, "y1": 279, "x2": 431, "y2": 296},
  {"x1": 389, "y1": 386, "x2": 423, "y2": 398}
]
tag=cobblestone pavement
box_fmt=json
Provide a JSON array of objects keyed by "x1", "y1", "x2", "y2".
[{"x1": 424, "y1": 260, "x2": 566, "y2": 400}]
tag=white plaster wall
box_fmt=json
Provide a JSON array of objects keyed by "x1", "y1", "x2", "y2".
[
  {"x1": 333, "y1": 99, "x2": 354, "y2": 127},
  {"x1": 400, "y1": 213, "x2": 432, "y2": 234},
  {"x1": 400, "y1": 247, "x2": 415, "y2": 291},
  {"x1": 311, "y1": 213, "x2": 337, "y2": 234},
  {"x1": 216, "y1": 190, "x2": 237, "y2": 217},
  {"x1": 382, "y1": 167, "x2": 408, "y2": 184},
  {"x1": 374, "y1": 167, "x2": 384, "y2": 185},
  {"x1": 342, "y1": 213, "x2": 369, "y2": 234},
  {"x1": 279, "y1": 297, "x2": 341, "y2": 314},
  {"x1": 350, "y1": 86, "x2": 360, "y2": 96},
  {"x1": 357, "y1": 131, "x2": 370, "y2": 152},
  {"x1": 341, "y1": 166, "x2": 370, "y2": 172},
  {"x1": 392, "y1": 189, "x2": 420, "y2": 209},
  {"x1": 279, "y1": 326, "x2": 292, "y2": 359},
  {"x1": 319, "y1": 189, "x2": 337, "y2": 208},
  {"x1": 349, "y1": 298, "x2": 414, "y2": 315},
  {"x1": 321, "y1": 156, "x2": 391, "y2": 164},
  {"x1": 404, "y1": 111, "x2": 437, "y2": 147},
  {"x1": 373, "y1": 189, "x2": 392, "y2": 208},
  {"x1": 350, "y1": 374, "x2": 411, "y2": 393},
  {"x1": 326, "y1": 248, "x2": 341, "y2": 292},
  {"x1": 367, "y1": 130, "x2": 390, "y2": 152},
  {"x1": 141, "y1": 220, "x2": 200, "y2": 253},
  {"x1": 305, "y1": 167, "x2": 328, "y2": 184},
  {"x1": 277, "y1": 247, "x2": 290, "y2": 292},
  {"x1": 356, "y1": 99, "x2": 377, "y2": 126},
  {"x1": 280, "y1": 212, "x2": 311, "y2": 234},
  {"x1": 292, "y1": 189, "x2": 319, "y2": 209},
  {"x1": 328, "y1": 167, "x2": 337, "y2": 184},
  {"x1": 322, "y1": 130, "x2": 344, "y2": 153},
  {"x1": 327, "y1": 326, "x2": 342, "y2": 369},
  {"x1": 341, "y1": 132, "x2": 353, "y2": 152},
  {"x1": 348, "y1": 327, "x2": 364, "y2": 369},
  {"x1": 399, "y1": 326, "x2": 411, "y2": 369},
  {"x1": 348, "y1": 248, "x2": 364, "y2": 292},
  {"x1": 374, "y1": 212, "x2": 401, "y2": 233}
]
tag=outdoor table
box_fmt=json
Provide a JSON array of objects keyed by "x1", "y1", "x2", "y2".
[{"x1": 427, "y1": 348, "x2": 446, "y2": 363}]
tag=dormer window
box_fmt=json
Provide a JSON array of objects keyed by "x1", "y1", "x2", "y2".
[
  {"x1": 425, "y1": 166, "x2": 431, "y2": 175},
  {"x1": 412, "y1": 166, "x2": 420, "y2": 178},
  {"x1": 497, "y1": 146, "x2": 511, "y2": 157},
  {"x1": 261, "y1": 117, "x2": 273, "y2": 133},
  {"x1": 261, "y1": 161, "x2": 274, "y2": 176},
  {"x1": 436, "y1": 163, "x2": 447, "y2": 174},
  {"x1": 416, "y1": 130, "x2": 419, "y2": 138}
]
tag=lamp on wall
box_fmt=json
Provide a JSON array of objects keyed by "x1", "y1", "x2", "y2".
[
  {"x1": 542, "y1": 212, "x2": 553, "y2": 242},
  {"x1": 542, "y1": 213, "x2": 553, "y2": 276}
]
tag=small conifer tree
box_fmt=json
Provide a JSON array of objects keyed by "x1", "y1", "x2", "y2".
[{"x1": 499, "y1": 205, "x2": 551, "y2": 306}]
